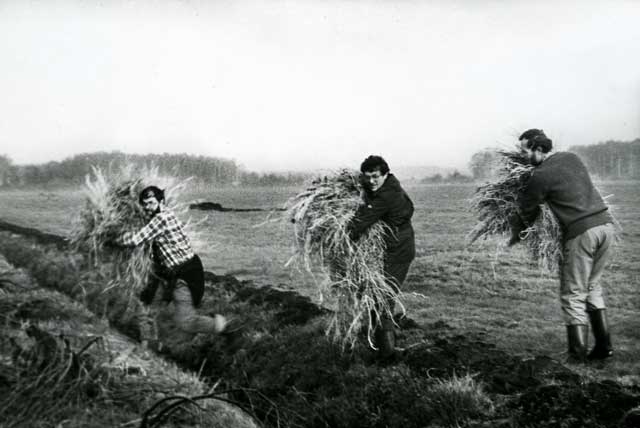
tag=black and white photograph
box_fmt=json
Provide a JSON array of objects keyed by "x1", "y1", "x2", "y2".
[{"x1": 1, "y1": 1, "x2": 639, "y2": 427}]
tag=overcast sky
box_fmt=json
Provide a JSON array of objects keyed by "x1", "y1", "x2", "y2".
[{"x1": 1, "y1": 0, "x2": 639, "y2": 172}]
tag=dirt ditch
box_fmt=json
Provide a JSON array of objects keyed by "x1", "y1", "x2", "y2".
[
  {"x1": 1, "y1": 223, "x2": 639, "y2": 428},
  {"x1": 0, "y1": 252, "x2": 260, "y2": 428}
]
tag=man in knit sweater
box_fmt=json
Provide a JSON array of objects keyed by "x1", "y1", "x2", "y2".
[{"x1": 510, "y1": 129, "x2": 616, "y2": 363}]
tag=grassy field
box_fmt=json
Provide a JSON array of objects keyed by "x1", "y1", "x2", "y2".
[{"x1": 0, "y1": 181, "x2": 639, "y2": 386}]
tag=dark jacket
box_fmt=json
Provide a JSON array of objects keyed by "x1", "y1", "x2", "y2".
[
  {"x1": 517, "y1": 152, "x2": 613, "y2": 242},
  {"x1": 347, "y1": 174, "x2": 416, "y2": 264}
]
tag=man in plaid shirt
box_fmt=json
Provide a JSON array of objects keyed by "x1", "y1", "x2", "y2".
[{"x1": 115, "y1": 185, "x2": 226, "y2": 341}]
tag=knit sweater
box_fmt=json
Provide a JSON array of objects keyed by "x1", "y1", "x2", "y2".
[{"x1": 519, "y1": 152, "x2": 613, "y2": 242}]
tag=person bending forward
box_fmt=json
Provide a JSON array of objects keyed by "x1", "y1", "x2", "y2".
[
  {"x1": 510, "y1": 129, "x2": 616, "y2": 363},
  {"x1": 113, "y1": 186, "x2": 226, "y2": 343}
]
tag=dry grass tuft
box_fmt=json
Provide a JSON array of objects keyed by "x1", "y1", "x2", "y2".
[
  {"x1": 469, "y1": 149, "x2": 563, "y2": 273},
  {"x1": 426, "y1": 372, "x2": 494, "y2": 427},
  {"x1": 284, "y1": 169, "x2": 403, "y2": 349},
  {"x1": 1, "y1": 324, "x2": 107, "y2": 427}
]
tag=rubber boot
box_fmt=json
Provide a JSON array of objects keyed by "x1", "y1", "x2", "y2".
[
  {"x1": 137, "y1": 309, "x2": 159, "y2": 351},
  {"x1": 566, "y1": 324, "x2": 587, "y2": 363},
  {"x1": 375, "y1": 314, "x2": 396, "y2": 360},
  {"x1": 587, "y1": 309, "x2": 613, "y2": 360}
]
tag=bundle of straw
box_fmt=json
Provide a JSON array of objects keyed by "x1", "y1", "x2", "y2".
[
  {"x1": 469, "y1": 149, "x2": 563, "y2": 273},
  {"x1": 70, "y1": 163, "x2": 189, "y2": 304},
  {"x1": 285, "y1": 169, "x2": 402, "y2": 349}
]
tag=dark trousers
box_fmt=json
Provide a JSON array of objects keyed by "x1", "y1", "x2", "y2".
[
  {"x1": 384, "y1": 261, "x2": 412, "y2": 295},
  {"x1": 172, "y1": 255, "x2": 205, "y2": 307},
  {"x1": 373, "y1": 261, "x2": 412, "y2": 328},
  {"x1": 140, "y1": 255, "x2": 205, "y2": 308},
  {"x1": 137, "y1": 255, "x2": 216, "y2": 340}
]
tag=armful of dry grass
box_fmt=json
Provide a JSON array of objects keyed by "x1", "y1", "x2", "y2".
[
  {"x1": 468, "y1": 149, "x2": 563, "y2": 273},
  {"x1": 68, "y1": 164, "x2": 194, "y2": 304},
  {"x1": 283, "y1": 169, "x2": 404, "y2": 349}
]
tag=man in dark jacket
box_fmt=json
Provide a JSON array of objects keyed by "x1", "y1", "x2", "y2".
[
  {"x1": 347, "y1": 155, "x2": 416, "y2": 358},
  {"x1": 510, "y1": 129, "x2": 616, "y2": 363}
]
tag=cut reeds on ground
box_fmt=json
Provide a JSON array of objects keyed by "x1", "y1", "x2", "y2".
[
  {"x1": 284, "y1": 169, "x2": 403, "y2": 349},
  {"x1": 69, "y1": 163, "x2": 191, "y2": 307},
  {"x1": 469, "y1": 149, "x2": 563, "y2": 273}
]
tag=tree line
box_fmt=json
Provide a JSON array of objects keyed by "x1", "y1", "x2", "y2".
[
  {"x1": 468, "y1": 138, "x2": 640, "y2": 180},
  {"x1": 2, "y1": 139, "x2": 638, "y2": 187},
  {"x1": 0, "y1": 151, "x2": 309, "y2": 187},
  {"x1": 568, "y1": 139, "x2": 640, "y2": 179}
]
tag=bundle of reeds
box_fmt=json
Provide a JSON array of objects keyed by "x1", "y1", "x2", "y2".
[
  {"x1": 285, "y1": 169, "x2": 402, "y2": 349},
  {"x1": 70, "y1": 163, "x2": 189, "y2": 304},
  {"x1": 469, "y1": 149, "x2": 563, "y2": 272}
]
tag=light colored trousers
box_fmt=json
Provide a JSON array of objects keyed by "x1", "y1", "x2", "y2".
[
  {"x1": 172, "y1": 281, "x2": 219, "y2": 333},
  {"x1": 560, "y1": 223, "x2": 615, "y2": 325},
  {"x1": 139, "y1": 281, "x2": 218, "y2": 341}
]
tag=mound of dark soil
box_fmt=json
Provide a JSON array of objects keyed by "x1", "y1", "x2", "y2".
[
  {"x1": 512, "y1": 380, "x2": 640, "y2": 428},
  {"x1": 189, "y1": 201, "x2": 285, "y2": 212},
  {"x1": 404, "y1": 334, "x2": 580, "y2": 394}
]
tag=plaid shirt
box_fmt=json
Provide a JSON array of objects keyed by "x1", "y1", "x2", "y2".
[{"x1": 119, "y1": 208, "x2": 194, "y2": 271}]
